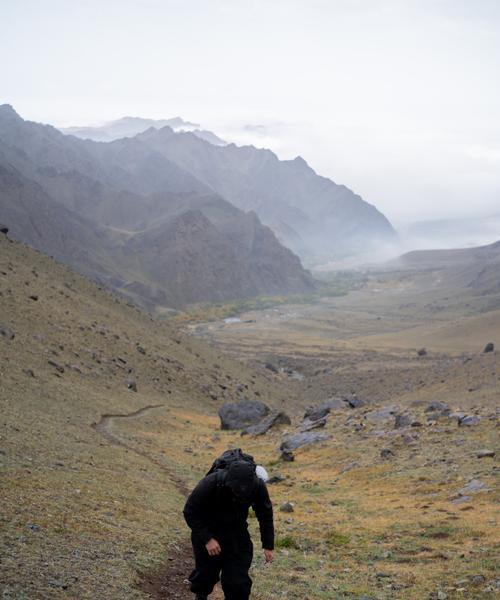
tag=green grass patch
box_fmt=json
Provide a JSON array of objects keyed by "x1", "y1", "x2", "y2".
[{"x1": 325, "y1": 529, "x2": 350, "y2": 547}]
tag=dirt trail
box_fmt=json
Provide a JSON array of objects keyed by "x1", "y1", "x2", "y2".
[{"x1": 92, "y1": 405, "x2": 224, "y2": 599}]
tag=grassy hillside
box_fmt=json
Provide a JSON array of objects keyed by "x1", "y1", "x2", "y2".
[
  {"x1": 0, "y1": 233, "x2": 290, "y2": 598},
  {"x1": 1, "y1": 233, "x2": 498, "y2": 599}
]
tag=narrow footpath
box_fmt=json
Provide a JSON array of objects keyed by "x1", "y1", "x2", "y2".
[{"x1": 91, "y1": 405, "x2": 225, "y2": 599}]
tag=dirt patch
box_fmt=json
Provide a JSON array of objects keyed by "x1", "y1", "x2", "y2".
[{"x1": 138, "y1": 542, "x2": 225, "y2": 600}]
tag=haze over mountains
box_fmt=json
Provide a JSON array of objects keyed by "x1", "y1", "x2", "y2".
[
  {"x1": 0, "y1": 104, "x2": 397, "y2": 310},
  {"x1": 61, "y1": 116, "x2": 227, "y2": 146},
  {"x1": 0, "y1": 104, "x2": 313, "y2": 309}
]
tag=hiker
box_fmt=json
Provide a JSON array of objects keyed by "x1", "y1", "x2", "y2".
[{"x1": 183, "y1": 450, "x2": 274, "y2": 600}]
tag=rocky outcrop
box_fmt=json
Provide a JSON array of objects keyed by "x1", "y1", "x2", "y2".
[{"x1": 136, "y1": 126, "x2": 396, "y2": 260}]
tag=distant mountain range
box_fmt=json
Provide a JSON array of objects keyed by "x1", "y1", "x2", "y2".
[
  {"x1": 0, "y1": 105, "x2": 313, "y2": 309},
  {"x1": 134, "y1": 126, "x2": 397, "y2": 259},
  {"x1": 0, "y1": 104, "x2": 396, "y2": 309},
  {"x1": 61, "y1": 116, "x2": 227, "y2": 146},
  {"x1": 62, "y1": 115, "x2": 396, "y2": 260}
]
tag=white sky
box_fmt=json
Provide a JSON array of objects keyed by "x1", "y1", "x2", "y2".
[{"x1": 2, "y1": 0, "x2": 500, "y2": 225}]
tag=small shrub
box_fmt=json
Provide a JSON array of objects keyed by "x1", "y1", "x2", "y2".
[
  {"x1": 326, "y1": 530, "x2": 350, "y2": 547},
  {"x1": 275, "y1": 535, "x2": 300, "y2": 549}
]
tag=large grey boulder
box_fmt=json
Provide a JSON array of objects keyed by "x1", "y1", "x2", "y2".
[
  {"x1": 280, "y1": 431, "x2": 331, "y2": 453},
  {"x1": 219, "y1": 399, "x2": 270, "y2": 430},
  {"x1": 242, "y1": 410, "x2": 291, "y2": 436}
]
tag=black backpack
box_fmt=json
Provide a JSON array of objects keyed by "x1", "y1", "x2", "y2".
[{"x1": 206, "y1": 448, "x2": 257, "y2": 490}]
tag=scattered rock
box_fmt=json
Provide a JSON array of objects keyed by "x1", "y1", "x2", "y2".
[
  {"x1": 417, "y1": 348, "x2": 427, "y2": 356},
  {"x1": 136, "y1": 345, "x2": 146, "y2": 355},
  {"x1": 394, "y1": 413, "x2": 419, "y2": 429},
  {"x1": 451, "y1": 495, "x2": 472, "y2": 505},
  {"x1": 29, "y1": 294, "x2": 38, "y2": 301},
  {"x1": 365, "y1": 406, "x2": 397, "y2": 424},
  {"x1": 264, "y1": 362, "x2": 279, "y2": 373},
  {"x1": 23, "y1": 368, "x2": 35, "y2": 378},
  {"x1": 268, "y1": 474, "x2": 285, "y2": 484},
  {"x1": 48, "y1": 360, "x2": 64, "y2": 373},
  {"x1": 280, "y1": 450, "x2": 295, "y2": 462},
  {"x1": 300, "y1": 417, "x2": 327, "y2": 432},
  {"x1": 280, "y1": 431, "x2": 331, "y2": 453},
  {"x1": 346, "y1": 395, "x2": 367, "y2": 409},
  {"x1": 219, "y1": 399, "x2": 270, "y2": 430},
  {"x1": 0, "y1": 223, "x2": 8, "y2": 234},
  {"x1": 459, "y1": 415, "x2": 481, "y2": 427},
  {"x1": 476, "y1": 449, "x2": 495, "y2": 458},
  {"x1": 280, "y1": 501, "x2": 294, "y2": 513},
  {"x1": 380, "y1": 448, "x2": 395, "y2": 459},
  {"x1": 457, "y1": 479, "x2": 490, "y2": 495},
  {"x1": 468, "y1": 574, "x2": 486, "y2": 584},
  {"x1": 483, "y1": 342, "x2": 495, "y2": 353},
  {"x1": 242, "y1": 410, "x2": 291, "y2": 436},
  {"x1": 125, "y1": 379, "x2": 137, "y2": 392},
  {"x1": 425, "y1": 401, "x2": 450, "y2": 414},
  {"x1": 0, "y1": 325, "x2": 15, "y2": 340},
  {"x1": 303, "y1": 398, "x2": 345, "y2": 422}
]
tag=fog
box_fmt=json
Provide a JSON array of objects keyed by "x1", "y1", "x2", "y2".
[{"x1": 2, "y1": 0, "x2": 499, "y2": 234}]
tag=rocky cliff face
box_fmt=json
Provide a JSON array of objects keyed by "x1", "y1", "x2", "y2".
[
  {"x1": 136, "y1": 126, "x2": 397, "y2": 259},
  {"x1": 0, "y1": 105, "x2": 314, "y2": 309}
]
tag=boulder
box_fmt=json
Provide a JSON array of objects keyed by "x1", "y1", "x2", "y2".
[
  {"x1": 365, "y1": 406, "x2": 397, "y2": 424},
  {"x1": 459, "y1": 415, "x2": 481, "y2": 427},
  {"x1": 280, "y1": 431, "x2": 331, "y2": 453},
  {"x1": 457, "y1": 479, "x2": 490, "y2": 495},
  {"x1": 0, "y1": 223, "x2": 8, "y2": 234},
  {"x1": 346, "y1": 395, "x2": 367, "y2": 409},
  {"x1": 264, "y1": 362, "x2": 279, "y2": 373},
  {"x1": 394, "y1": 413, "x2": 419, "y2": 429},
  {"x1": 280, "y1": 450, "x2": 295, "y2": 462},
  {"x1": 242, "y1": 410, "x2": 291, "y2": 436},
  {"x1": 476, "y1": 449, "x2": 495, "y2": 458},
  {"x1": 219, "y1": 399, "x2": 270, "y2": 430},
  {"x1": 483, "y1": 342, "x2": 495, "y2": 353},
  {"x1": 300, "y1": 417, "x2": 327, "y2": 432},
  {"x1": 280, "y1": 501, "x2": 294, "y2": 513},
  {"x1": 425, "y1": 401, "x2": 450, "y2": 414},
  {"x1": 303, "y1": 397, "x2": 344, "y2": 420},
  {"x1": 417, "y1": 348, "x2": 427, "y2": 356}
]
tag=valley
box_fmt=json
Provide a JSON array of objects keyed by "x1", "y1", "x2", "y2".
[{"x1": 1, "y1": 232, "x2": 498, "y2": 599}]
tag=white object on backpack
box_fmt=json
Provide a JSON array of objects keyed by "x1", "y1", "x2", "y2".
[{"x1": 255, "y1": 465, "x2": 269, "y2": 482}]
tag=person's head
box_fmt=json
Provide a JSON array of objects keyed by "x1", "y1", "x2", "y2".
[{"x1": 225, "y1": 461, "x2": 258, "y2": 502}]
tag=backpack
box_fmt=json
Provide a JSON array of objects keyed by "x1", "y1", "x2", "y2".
[{"x1": 206, "y1": 448, "x2": 257, "y2": 492}]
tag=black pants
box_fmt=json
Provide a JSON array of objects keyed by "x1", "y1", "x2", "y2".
[{"x1": 189, "y1": 533, "x2": 253, "y2": 600}]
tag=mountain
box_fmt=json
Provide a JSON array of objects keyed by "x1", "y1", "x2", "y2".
[
  {"x1": 0, "y1": 105, "x2": 314, "y2": 309},
  {"x1": 394, "y1": 240, "x2": 500, "y2": 298},
  {"x1": 135, "y1": 126, "x2": 397, "y2": 259},
  {"x1": 61, "y1": 115, "x2": 227, "y2": 146}
]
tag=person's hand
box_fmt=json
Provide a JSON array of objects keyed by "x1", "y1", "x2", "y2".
[
  {"x1": 264, "y1": 549, "x2": 274, "y2": 563},
  {"x1": 205, "y1": 538, "x2": 221, "y2": 556}
]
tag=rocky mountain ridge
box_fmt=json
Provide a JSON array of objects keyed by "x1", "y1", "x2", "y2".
[{"x1": 0, "y1": 104, "x2": 313, "y2": 309}]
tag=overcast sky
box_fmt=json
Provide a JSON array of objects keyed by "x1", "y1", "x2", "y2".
[{"x1": 2, "y1": 0, "x2": 500, "y2": 226}]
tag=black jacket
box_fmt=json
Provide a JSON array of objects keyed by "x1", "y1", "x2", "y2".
[{"x1": 183, "y1": 472, "x2": 274, "y2": 550}]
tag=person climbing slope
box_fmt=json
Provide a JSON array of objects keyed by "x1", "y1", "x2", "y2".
[{"x1": 183, "y1": 449, "x2": 274, "y2": 600}]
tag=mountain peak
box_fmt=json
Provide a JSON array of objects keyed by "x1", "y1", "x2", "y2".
[{"x1": 0, "y1": 104, "x2": 21, "y2": 119}]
